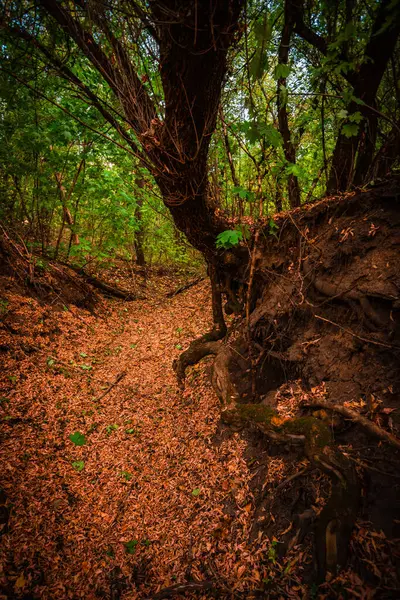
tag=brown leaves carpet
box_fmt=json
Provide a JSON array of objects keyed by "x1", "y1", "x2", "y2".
[{"x1": 0, "y1": 279, "x2": 269, "y2": 599}]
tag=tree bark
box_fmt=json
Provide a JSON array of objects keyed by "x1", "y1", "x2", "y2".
[{"x1": 277, "y1": 0, "x2": 301, "y2": 209}]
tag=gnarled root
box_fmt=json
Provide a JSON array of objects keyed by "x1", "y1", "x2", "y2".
[
  {"x1": 173, "y1": 340, "x2": 220, "y2": 386},
  {"x1": 173, "y1": 263, "x2": 227, "y2": 387},
  {"x1": 303, "y1": 399, "x2": 400, "y2": 450},
  {"x1": 221, "y1": 401, "x2": 360, "y2": 580}
]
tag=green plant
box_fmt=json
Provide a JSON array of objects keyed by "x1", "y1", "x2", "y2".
[
  {"x1": 69, "y1": 431, "x2": 87, "y2": 446},
  {"x1": 216, "y1": 229, "x2": 244, "y2": 250},
  {"x1": 72, "y1": 460, "x2": 85, "y2": 472},
  {"x1": 124, "y1": 540, "x2": 138, "y2": 554},
  {"x1": 106, "y1": 424, "x2": 119, "y2": 436},
  {"x1": 0, "y1": 299, "x2": 9, "y2": 314}
]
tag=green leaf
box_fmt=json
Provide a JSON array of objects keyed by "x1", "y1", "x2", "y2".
[
  {"x1": 106, "y1": 424, "x2": 119, "y2": 435},
  {"x1": 253, "y1": 123, "x2": 282, "y2": 148},
  {"x1": 72, "y1": 460, "x2": 85, "y2": 472},
  {"x1": 191, "y1": 488, "x2": 201, "y2": 497},
  {"x1": 268, "y1": 219, "x2": 279, "y2": 237},
  {"x1": 285, "y1": 163, "x2": 303, "y2": 177},
  {"x1": 69, "y1": 431, "x2": 87, "y2": 446},
  {"x1": 249, "y1": 48, "x2": 269, "y2": 81},
  {"x1": 175, "y1": 343, "x2": 182, "y2": 350},
  {"x1": 79, "y1": 352, "x2": 87, "y2": 358},
  {"x1": 338, "y1": 109, "x2": 348, "y2": 119},
  {"x1": 120, "y1": 470, "x2": 133, "y2": 481},
  {"x1": 274, "y1": 63, "x2": 291, "y2": 80},
  {"x1": 80, "y1": 364, "x2": 92, "y2": 371},
  {"x1": 47, "y1": 357, "x2": 55, "y2": 367},
  {"x1": 341, "y1": 123, "x2": 359, "y2": 138},
  {"x1": 232, "y1": 185, "x2": 251, "y2": 199},
  {"x1": 279, "y1": 83, "x2": 288, "y2": 107},
  {"x1": 348, "y1": 111, "x2": 363, "y2": 124},
  {"x1": 124, "y1": 540, "x2": 138, "y2": 554},
  {"x1": 216, "y1": 229, "x2": 243, "y2": 250}
]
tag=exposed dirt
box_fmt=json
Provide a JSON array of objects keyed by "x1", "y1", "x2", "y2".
[{"x1": 209, "y1": 181, "x2": 400, "y2": 596}]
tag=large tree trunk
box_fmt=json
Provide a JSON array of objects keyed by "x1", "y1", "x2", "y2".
[
  {"x1": 32, "y1": 0, "x2": 244, "y2": 260},
  {"x1": 147, "y1": 1, "x2": 243, "y2": 257}
]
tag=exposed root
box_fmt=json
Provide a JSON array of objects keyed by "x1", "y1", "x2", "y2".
[
  {"x1": 173, "y1": 265, "x2": 227, "y2": 386},
  {"x1": 166, "y1": 277, "x2": 204, "y2": 298},
  {"x1": 221, "y1": 401, "x2": 359, "y2": 580},
  {"x1": 173, "y1": 340, "x2": 220, "y2": 386},
  {"x1": 150, "y1": 581, "x2": 214, "y2": 599},
  {"x1": 303, "y1": 400, "x2": 400, "y2": 450}
]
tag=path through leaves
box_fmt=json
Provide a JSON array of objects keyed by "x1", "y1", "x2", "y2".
[{"x1": 0, "y1": 280, "x2": 268, "y2": 599}]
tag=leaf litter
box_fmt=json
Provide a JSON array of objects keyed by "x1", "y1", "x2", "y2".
[{"x1": 0, "y1": 275, "x2": 266, "y2": 599}]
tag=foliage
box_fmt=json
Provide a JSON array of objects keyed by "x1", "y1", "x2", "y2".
[
  {"x1": 216, "y1": 229, "x2": 244, "y2": 250},
  {"x1": 69, "y1": 432, "x2": 87, "y2": 446},
  {"x1": 0, "y1": 0, "x2": 398, "y2": 262}
]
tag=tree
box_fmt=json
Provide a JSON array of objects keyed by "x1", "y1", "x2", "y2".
[
  {"x1": 0, "y1": 0, "x2": 246, "y2": 336},
  {"x1": 291, "y1": 0, "x2": 400, "y2": 193}
]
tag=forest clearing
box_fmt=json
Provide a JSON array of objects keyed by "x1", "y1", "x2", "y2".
[{"x1": 1, "y1": 0, "x2": 400, "y2": 598}]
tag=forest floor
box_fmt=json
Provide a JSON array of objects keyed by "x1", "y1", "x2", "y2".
[{"x1": 0, "y1": 264, "x2": 399, "y2": 599}]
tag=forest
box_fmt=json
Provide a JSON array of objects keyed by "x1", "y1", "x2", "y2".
[{"x1": 0, "y1": 0, "x2": 399, "y2": 598}]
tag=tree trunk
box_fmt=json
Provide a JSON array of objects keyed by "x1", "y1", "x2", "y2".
[
  {"x1": 277, "y1": 0, "x2": 301, "y2": 209},
  {"x1": 327, "y1": 0, "x2": 400, "y2": 194},
  {"x1": 134, "y1": 197, "x2": 146, "y2": 267}
]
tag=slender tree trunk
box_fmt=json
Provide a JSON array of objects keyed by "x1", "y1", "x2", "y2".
[
  {"x1": 277, "y1": 1, "x2": 301, "y2": 209},
  {"x1": 367, "y1": 125, "x2": 400, "y2": 180},
  {"x1": 134, "y1": 197, "x2": 146, "y2": 267},
  {"x1": 327, "y1": 0, "x2": 400, "y2": 194}
]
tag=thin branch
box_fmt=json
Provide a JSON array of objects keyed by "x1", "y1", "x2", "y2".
[
  {"x1": 0, "y1": 67, "x2": 152, "y2": 167},
  {"x1": 303, "y1": 400, "x2": 400, "y2": 450},
  {"x1": 314, "y1": 314, "x2": 399, "y2": 349}
]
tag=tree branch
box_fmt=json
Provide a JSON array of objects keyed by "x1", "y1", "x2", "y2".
[{"x1": 38, "y1": 0, "x2": 156, "y2": 135}]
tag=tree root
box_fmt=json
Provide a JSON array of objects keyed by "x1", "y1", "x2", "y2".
[
  {"x1": 221, "y1": 402, "x2": 360, "y2": 580},
  {"x1": 173, "y1": 265, "x2": 227, "y2": 386},
  {"x1": 303, "y1": 400, "x2": 400, "y2": 450},
  {"x1": 166, "y1": 277, "x2": 204, "y2": 298},
  {"x1": 173, "y1": 339, "x2": 221, "y2": 386},
  {"x1": 303, "y1": 257, "x2": 391, "y2": 329}
]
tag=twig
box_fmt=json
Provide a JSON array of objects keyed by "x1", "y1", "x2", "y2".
[
  {"x1": 272, "y1": 466, "x2": 313, "y2": 494},
  {"x1": 150, "y1": 581, "x2": 214, "y2": 599},
  {"x1": 344, "y1": 455, "x2": 400, "y2": 479},
  {"x1": 93, "y1": 371, "x2": 127, "y2": 403},
  {"x1": 166, "y1": 277, "x2": 204, "y2": 298},
  {"x1": 246, "y1": 230, "x2": 260, "y2": 396},
  {"x1": 303, "y1": 400, "x2": 400, "y2": 450},
  {"x1": 314, "y1": 314, "x2": 399, "y2": 349}
]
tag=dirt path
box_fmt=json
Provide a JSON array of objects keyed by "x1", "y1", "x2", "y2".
[{"x1": 0, "y1": 281, "x2": 269, "y2": 599}]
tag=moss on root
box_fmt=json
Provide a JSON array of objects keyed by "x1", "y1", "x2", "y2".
[
  {"x1": 282, "y1": 417, "x2": 332, "y2": 451},
  {"x1": 222, "y1": 404, "x2": 332, "y2": 451}
]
